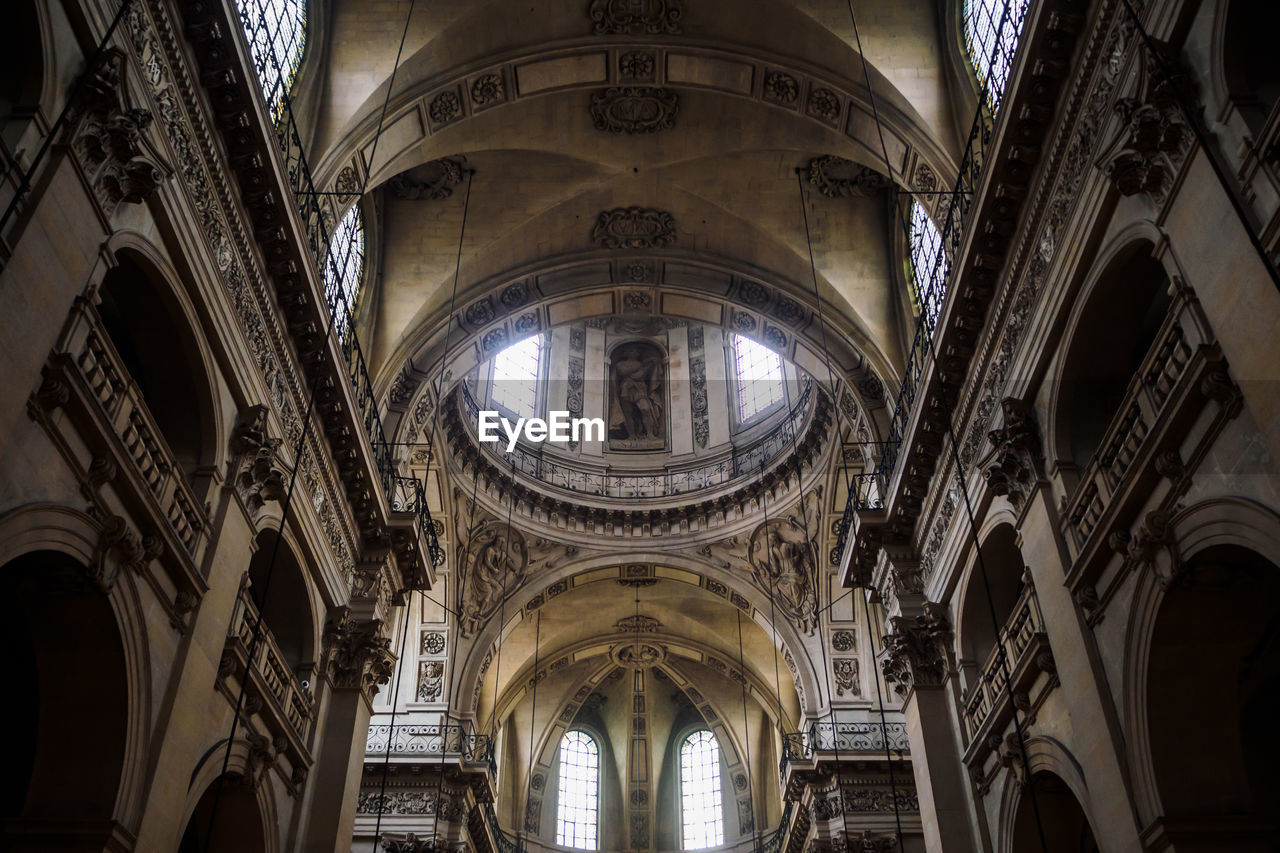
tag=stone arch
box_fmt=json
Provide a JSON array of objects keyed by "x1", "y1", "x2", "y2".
[
  {"x1": 995, "y1": 737, "x2": 1099, "y2": 853},
  {"x1": 457, "y1": 552, "x2": 822, "y2": 719},
  {"x1": 1215, "y1": 0, "x2": 1280, "y2": 136},
  {"x1": 953, "y1": 518, "x2": 1028, "y2": 670},
  {"x1": 0, "y1": 503, "x2": 152, "y2": 829},
  {"x1": 0, "y1": 0, "x2": 54, "y2": 152},
  {"x1": 178, "y1": 738, "x2": 279, "y2": 853},
  {"x1": 244, "y1": 523, "x2": 322, "y2": 683},
  {"x1": 1045, "y1": 225, "x2": 1177, "y2": 475},
  {"x1": 385, "y1": 254, "x2": 892, "y2": 459},
  {"x1": 97, "y1": 231, "x2": 226, "y2": 488},
  {"x1": 1124, "y1": 497, "x2": 1280, "y2": 840}
]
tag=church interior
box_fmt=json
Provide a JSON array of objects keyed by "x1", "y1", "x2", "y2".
[{"x1": 1, "y1": 0, "x2": 1279, "y2": 850}]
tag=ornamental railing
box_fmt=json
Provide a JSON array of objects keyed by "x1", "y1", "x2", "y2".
[
  {"x1": 843, "y1": 0, "x2": 1029, "y2": 517},
  {"x1": 960, "y1": 582, "x2": 1049, "y2": 741},
  {"x1": 391, "y1": 475, "x2": 446, "y2": 568},
  {"x1": 780, "y1": 720, "x2": 911, "y2": 775},
  {"x1": 364, "y1": 724, "x2": 496, "y2": 774},
  {"x1": 228, "y1": 581, "x2": 315, "y2": 741},
  {"x1": 455, "y1": 378, "x2": 819, "y2": 499},
  {"x1": 231, "y1": 2, "x2": 442, "y2": 568}
]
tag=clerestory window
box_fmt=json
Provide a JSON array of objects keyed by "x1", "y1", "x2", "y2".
[
  {"x1": 235, "y1": 0, "x2": 307, "y2": 120},
  {"x1": 490, "y1": 335, "x2": 543, "y2": 419},
  {"x1": 556, "y1": 730, "x2": 599, "y2": 850},
  {"x1": 908, "y1": 200, "x2": 949, "y2": 329},
  {"x1": 322, "y1": 204, "x2": 366, "y2": 336},
  {"x1": 962, "y1": 0, "x2": 1029, "y2": 110},
  {"x1": 732, "y1": 334, "x2": 785, "y2": 423},
  {"x1": 680, "y1": 730, "x2": 724, "y2": 850}
]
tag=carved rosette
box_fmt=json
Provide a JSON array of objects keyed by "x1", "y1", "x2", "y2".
[
  {"x1": 981, "y1": 398, "x2": 1041, "y2": 510},
  {"x1": 323, "y1": 606, "x2": 395, "y2": 701},
  {"x1": 881, "y1": 602, "x2": 952, "y2": 696}
]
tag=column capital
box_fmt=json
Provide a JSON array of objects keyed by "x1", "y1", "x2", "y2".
[
  {"x1": 322, "y1": 606, "x2": 394, "y2": 703},
  {"x1": 881, "y1": 601, "x2": 953, "y2": 697}
]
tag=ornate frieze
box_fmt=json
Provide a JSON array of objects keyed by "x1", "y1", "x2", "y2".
[
  {"x1": 591, "y1": 206, "x2": 677, "y2": 249},
  {"x1": 881, "y1": 602, "x2": 952, "y2": 696},
  {"x1": 589, "y1": 86, "x2": 679, "y2": 133}
]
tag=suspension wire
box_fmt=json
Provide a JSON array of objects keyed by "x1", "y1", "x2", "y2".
[
  {"x1": 1117, "y1": 0, "x2": 1280, "y2": 294},
  {"x1": 198, "y1": 0, "x2": 423, "y2": 845},
  {"x1": 486, "y1": 457, "x2": 521, "y2": 739},
  {"x1": 522, "y1": 608, "x2": 542, "y2": 850},
  {"x1": 734, "y1": 609, "x2": 761, "y2": 853},
  {"x1": 0, "y1": 0, "x2": 137, "y2": 239},
  {"x1": 843, "y1": 0, "x2": 1051, "y2": 847},
  {"x1": 757, "y1": 462, "x2": 789, "y2": 729},
  {"x1": 792, "y1": 170, "x2": 905, "y2": 850},
  {"x1": 859, "y1": 589, "x2": 906, "y2": 843},
  {"x1": 371, "y1": 580, "x2": 418, "y2": 845}
]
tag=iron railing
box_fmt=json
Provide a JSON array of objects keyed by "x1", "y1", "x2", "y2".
[
  {"x1": 780, "y1": 720, "x2": 911, "y2": 775},
  {"x1": 456, "y1": 378, "x2": 820, "y2": 499},
  {"x1": 232, "y1": 1, "x2": 442, "y2": 568},
  {"x1": 840, "y1": 0, "x2": 1030, "y2": 541},
  {"x1": 365, "y1": 724, "x2": 495, "y2": 774}
]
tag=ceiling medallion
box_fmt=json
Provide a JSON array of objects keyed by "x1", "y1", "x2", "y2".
[
  {"x1": 611, "y1": 641, "x2": 667, "y2": 668},
  {"x1": 591, "y1": 207, "x2": 677, "y2": 249},
  {"x1": 590, "y1": 87, "x2": 679, "y2": 134},
  {"x1": 588, "y1": 0, "x2": 682, "y2": 35},
  {"x1": 807, "y1": 156, "x2": 891, "y2": 199}
]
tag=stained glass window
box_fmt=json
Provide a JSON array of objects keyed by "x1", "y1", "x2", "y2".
[
  {"x1": 322, "y1": 204, "x2": 365, "y2": 336},
  {"x1": 963, "y1": 0, "x2": 1029, "y2": 110},
  {"x1": 732, "y1": 334, "x2": 785, "y2": 423},
  {"x1": 490, "y1": 335, "x2": 542, "y2": 418},
  {"x1": 909, "y1": 200, "x2": 949, "y2": 329},
  {"x1": 556, "y1": 731, "x2": 599, "y2": 850},
  {"x1": 236, "y1": 0, "x2": 307, "y2": 120},
  {"x1": 680, "y1": 731, "x2": 724, "y2": 850}
]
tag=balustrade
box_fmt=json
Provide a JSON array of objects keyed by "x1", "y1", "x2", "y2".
[
  {"x1": 960, "y1": 583, "x2": 1050, "y2": 742},
  {"x1": 227, "y1": 582, "x2": 315, "y2": 742},
  {"x1": 365, "y1": 723, "x2": 496, "y2": 774}
]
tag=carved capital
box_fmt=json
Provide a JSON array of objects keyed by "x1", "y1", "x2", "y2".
[
  {"x1": 982, "y1": 398, "x2": 1042, "y2": 510},
  {"x1": 230, "y1": 405, "x2": 287, "y2": 515},
  {"x1": 881, "y1": 602, "x2": 952, "y2": 696},
  {"x1": 323, "y1": 606, "x2": 395, "y2": 700}
]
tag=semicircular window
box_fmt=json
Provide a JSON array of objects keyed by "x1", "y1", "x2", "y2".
[
  {"x1": 908, "y1": 200, "x2": 949, "y2": 329},
  {"x1": 556, "y1": 730, "x2": 599, "y2": 850},
  {"x1": 322, "y1": 204, "x2": 365, "y2": 335},
  {"x1": 236, "y1": 0, "x2": 307, "y2": 120},
  {"x1": 680, "y1": 730, "x2": 724, "y2": 850},
  {"x1": 963, "y1": 0, "x2": 1029, "y2": 110}
]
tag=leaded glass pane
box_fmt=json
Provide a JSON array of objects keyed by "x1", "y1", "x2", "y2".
[
  {"x1": 909, "y1": 200, "x2": 949, "y2": 329},
  {"x1": 236, "y1": 0, "x2": 307, "y2": 120},
  {"x1": 733, "y1": 334, "x2": 785, "y2": 423},
  {"x1": 963, "y1": 0, "x2": 1029, "y2": 110},
  {"x1": 322, "y1": 205, "x2": 365, "y2": 337},
  {"x1": 490, "y1": 336, "x2": 542, "y2": 418},
  {"x1": 680, "y1": 730, "x2": 724, "y2": 850},
  {"x1": 556, "y1": 731, "x2": 599, "y2": 850}
]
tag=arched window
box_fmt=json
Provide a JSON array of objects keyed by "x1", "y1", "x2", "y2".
[
  {"x1": 908, "y1": 200, "x2": 949, "y2": 328},
  {"x1": 236, "y1": 0, "x2": 307, "y2": 120},
  {"x1": 322, "y1": 204, "x2": 365, "y2": 335},
  {"x1": 490, "y1": 335, "x2": 543, "y2": 418},
  {"x1": 556, "y1": 730, "x2": 599, "y2": 850},
  {"x1": 962, "y1": 0, "x2": 1029, "y2": 109},
  {"x1": 680, "y1": 730, "x2": 724, "y2": 850},
  {"x1": 731, "y1": 334, "x2": 784, "y2": 423}
]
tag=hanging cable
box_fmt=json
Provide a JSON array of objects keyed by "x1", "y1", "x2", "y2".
[
  {"x1": 757, "y1": 462, "x2": 789, "y2": 730},
  {"x1": 486, "y1": 456, "x2": 521, "y2": 739},
  {"x1": 734, "y1": 609, "x2": 761, "y2": 853},
  {"x1": 371, "y1": 581, "x2": 418, "y2": 845},
  {"x1": 842, "y1": 0, "x2": 1051, "y2": 847},
  {"x1": 522, "y1": 608, "x2": 542, "y2": 851}
]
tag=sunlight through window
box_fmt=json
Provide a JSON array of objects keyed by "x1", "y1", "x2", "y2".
[
  {"x1": 963, "y1": 0, "x2": 1029, "y2": 110},
  {"x1": 556, "y1": 731, "x2": 599, "y2": 850},
  {"x1": 733, "y1": 334, "x2": 785, "y2": 423},
  {"x1": 236, "y1": 0, "x2": 306, "y2": 120},
  {"x1": 490, "y1": 335, "x2": 542, "y2": 418},
  {"x1": 909, "y1": 200, "x2": 949, "y2": 329},
  {"x1": 681, "y1": 730, "x2": 724, "y2": 850}
]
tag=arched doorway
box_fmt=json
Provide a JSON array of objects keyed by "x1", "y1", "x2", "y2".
[
  {"x1": 0, "y1": 550, "x2": 130, "y2": 849},
  {"x1": 1145, "y1": 545, "x2": 1279, "y2": 849},
  {"x1": 1009, "y1": 771, "x2": 1099, "y2": 852}
]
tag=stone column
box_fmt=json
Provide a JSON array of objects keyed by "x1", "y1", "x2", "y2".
[
  {"x1": 881, "y1": 600, "x2": 977, "y2": 853},
  {"x1": 302, "y1": 606, "x2": 396, "y2": 852}
]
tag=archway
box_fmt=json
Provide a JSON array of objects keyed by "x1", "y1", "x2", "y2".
[
  {"x1": 1009, "y1": 771, "x2": 1098, "y2": 853},
  {"x1": 0, "y1": 551, "x2": 130, "y2": 847},
  {"x1": 97, "y1": 250, "x2": 217, "y2": 483},
  {"x1": 1055, "y1": 241, "x2": 1171, "y2": 473},
  {"x1": 177, "y1": 775, "x2": 269, "y2": 853},
  {"x1": 0, "y1": 0, "x2": 44, "y2": 152},
  {"x1": 1222, "y1": 0, "x2": 1280, "y2": 135},
  {"x1": 1144, "y1": 545, "x2": 1280, "y2": 849},
  {"x1": 246, "y1": 529, "x2": 318, "y2": 683},
  {"x1": 957, "y1": 523, "x2": 1027, "y2": 670}
]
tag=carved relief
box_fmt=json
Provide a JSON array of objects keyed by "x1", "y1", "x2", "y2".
[
  {"x1": 428, "y1": 89, "x2": 463, "y2": 125},
  {"x1": 833, "y1": 658, "x2": 861, "y2": 697},
  {"x1": 619, "y1": 51, "x2": 657, "y2": 81},
  {"x1": 458, "y1": 523, "x2": 529, "y2": 636},
  {"x1": 881, "y1": 602, "x2": 952, "y2": 696},
  {"x1": 387, "y1": 157, "x2": 464, "y2": 200},
  {"x1": 807, "y1": 156, "x2": 891, "y2": 199},
  {"x1": 589, "y1": 0, "x2": 682, "y2": 34},
  {"x1": 748, "y1": 491, "x2": 822, "y2": 633},
  {"x1": 981, "y1": 398, "x2": 1041, "y2": 510},
  {"x1": 615, "y1": 614, "x2": 663, "y2": 632},
  {"x1": 608, "y1": 340, "x2": 667, "y2": 450},
  {"x1": 323, "y1": 606, "x2": 395, "y2": 700},
  {"x1": 416, "y1": 660, "x2": 444, "y2": 702},
  {"x1": 230, "y1": 405, "x2": 287, "y2": 516},
  {"x1": 470, "y1": 73, "x2": 505, "y2": 107},
  {"x1": 590, "y1": 87, "x2": 679, "y2": 133},
  {"x1": 592, "y1": 207, "x2": 677, "y2": 248},
  {"x1": 1102, "y1": 47, "x2": 1194, "y2": 204},
  {"x1": 763, "y1": 70, "x2": 799, "y2": 105}
]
